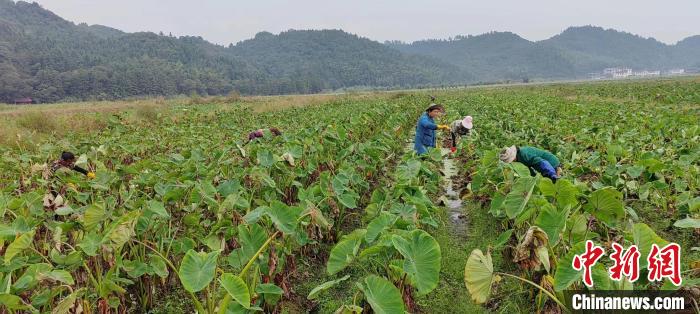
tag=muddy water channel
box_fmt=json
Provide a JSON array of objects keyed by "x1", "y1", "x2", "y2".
[{"x1": 439, "y1": 148, "x2": 468, "y2": 237}]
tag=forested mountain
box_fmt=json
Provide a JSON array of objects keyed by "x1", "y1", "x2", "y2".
[
  {"x1": 389, "y1": 26, "x2": 699, "y2": 80},
  {"x1": 387, "y1": 32, "x2": 578, "y2": 81},
  {"x1": 0, "y1": 0, "x2": 698, "y2": 103},
  {"x1": 228, "y1": 30, "x2": 468, "y2": 95},
  {"x1": 0, "y1": 0, "x2": 459, "y2": 102}
]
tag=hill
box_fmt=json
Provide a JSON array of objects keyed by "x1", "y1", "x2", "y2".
[
  {"x1": 0, "y1": 0, "x2": 458, "y2": 102},
  {"x1": 0, "y1": 1, "x2": 698, "y2": 103},
  {"x1": 389, "y1": 26, "x2": 699, "y2": 79}
]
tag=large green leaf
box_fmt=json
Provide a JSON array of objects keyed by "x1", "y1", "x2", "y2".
[
  {"x1": 256, "y1": 150, "x2": 275, "y2": 167},
  {"x1": 307, "y1": 275, "x2": 350, "y2": 300},
  {"x1": 632, "y1": 223, "x2": 669, "y2": 269},
  {"x1": 256, "y1": 283, "x2": 283, "y2": 305},
  {"x1": 534, "y1": 203, "x2": 570, "y2": 246},
  {"x1": 538, "y1": 178, "x2": 579, "y2": 209},
  {"x1": 4, "y1": 230, "x2": 35, "y2": 263},
  {"x1": 391, "y1": 229, "x2": 441, "y2": 295},
  {"x1": 504, "y1": 177, "x2": 537, "y2": 218},
  {"x1": 13, "y1": 263, "x2": 52, "y2": 291},
  {"x1": 510, "y1": 162, "x2": 532, "y2": 177},
  {"x1": 146, "y1": 200, "x2": 170, "y2": 218},
  {"x1": 0, "y1": 293, "x2": 34, "y2": 311},
  {"x1": 337, "y1": 192, "x2": 358, "y2": 209},
  {"x1": 219, "y1": 273, "x2": 250, "y2": 308},
  {"x1": 357, "y1": 275, "x2": 404, "y2": 314},
  {"x1": 327, "y1": 229, "x2": 366, "y2": 275},
  {"x1": 673, "y1": 217, "x2": 700, "y2": 229},
  {"x1": 464, "y1": 249, "x2": 496, "y2": 304},
  {"x1": 227, "y1": 224, "x2": 267, "y2": 269},
  {"x1": 396, "y1": 159, "x2": 421, "y2": 183},
  {"x1": 178, "y1": 250, "x2": 220, "y2": 293},
  {"x1": 553, "y1": 241, "x2": 586, "y2": 291},
  {"x1": 365, "y1": 212, "x2": 397, "y2": 243},
  {"x1": 77, "y1": 232, "x2": 102, "y2": 257},
  {"x1": 264, "y1": 201, "x2": 300, "y2": 235},
  {"x1": 584, "y1": 188, "x2": 624, "y2": 226}
]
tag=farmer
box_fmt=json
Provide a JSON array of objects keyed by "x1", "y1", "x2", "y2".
[
  {"x1": 247, "y1": 127, "x2": 282, "y2": 143},
  {"x1": 42, "y1": 151, "x2": 95, "y2": 180},
  {"x1": 414, "y1": 104, "x2": 449, "y2": 155},
  {"x1": 499, "y1": 145, "x2": 562, "y2": 182},
  {"x1": 449, "y1": 116, "x2": 473, "y2": 152},
  {"x1": 42, "y1": 151, "x2": 95, "y2": 210}
]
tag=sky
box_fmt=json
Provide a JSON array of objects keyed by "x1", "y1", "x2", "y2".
[{"x1": 27, "y1": 0, "x2": 700, "y2": 46}]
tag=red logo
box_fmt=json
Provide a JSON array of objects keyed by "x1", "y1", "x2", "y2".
[
  {"x1": 572, "y1": 240, "x2": 606, "y2": 287},
  {"x1": 647, "y1": 243, "x2": 682, "y2": 286},
  {"x1": 571, "y1": 241, "x2": 682, "y2": 288},
  {"x1": 608, "y1": 243, "x2": 640, "y2": 282}
]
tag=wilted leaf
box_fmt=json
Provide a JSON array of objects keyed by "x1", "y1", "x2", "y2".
[
  {"x1": 512, "y1": 226, "x2": 549, "y2": 270},
  {"x1": 464, "y1": 249, "x2": 497, "y2": 304}
]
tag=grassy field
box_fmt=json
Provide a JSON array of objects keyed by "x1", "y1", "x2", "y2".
[{"x1": 0, "y1": 77, "x2": 698, "y2": 313}]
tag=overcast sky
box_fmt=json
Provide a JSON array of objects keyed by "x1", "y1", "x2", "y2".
[{"x1": 28, "y1": 0, "x2": 700, "y2": 45}]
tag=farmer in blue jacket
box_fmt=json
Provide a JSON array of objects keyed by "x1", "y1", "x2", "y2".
[
  {"x1": 414, "y1": 104, "x2": 449, "y2": 155},
  {"x1": 499, "y1": 145, "x2": 562, "y2": 182}
]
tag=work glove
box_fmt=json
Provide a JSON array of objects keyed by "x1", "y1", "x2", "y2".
[
  {"x1": 438, "y1": 124, "x2": 450, "y2": 130},
  {"x1": 87, "y1": 172, "x2": 96, "y2": 179}
]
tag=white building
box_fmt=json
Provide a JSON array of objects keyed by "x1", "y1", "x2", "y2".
[
  {"x1": 603, "y1": 67, "x2": 633, "y2": 78},
  {"x1": 668, "y1": 69, "x2": 685, "y2": 75},
  {"x1": 633, "y1": 70, "x2": 661, "y2": 77}
]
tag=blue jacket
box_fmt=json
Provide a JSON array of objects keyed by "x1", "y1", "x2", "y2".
[{"x1": 414, "y1": 112, "x2": 438, "y2": 155}]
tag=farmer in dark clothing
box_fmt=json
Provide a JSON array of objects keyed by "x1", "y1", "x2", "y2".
[
  {"x1": 414, "y1": 104, "x2": 449, "y2": 155},
  {"x1": 499, "y1": 146, "x2": 562, "y2": 182},
  {"x1": 247, "y1": 127, "x2": 282, "y2": 143},
  {"x1": 42, "y1": 151, "x2": 94, "y2": 180},
  {"x1": 42, "y1": 151, "x2": 95, "y2": 210}
]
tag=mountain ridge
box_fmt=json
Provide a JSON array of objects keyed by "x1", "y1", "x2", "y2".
[{"x1": 0, "y1": 0, "x2": 697, "y2": 103}]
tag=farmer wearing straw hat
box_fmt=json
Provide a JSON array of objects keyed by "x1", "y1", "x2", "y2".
[
  {"x1": 449, "y1": 116, "x2": 473, "y2": 152},
  {"x1": 414, "y1": 104, "x2": 449, "y2": 155},
  {"x1": 499, "y1": 146, "x2": 562, "y2": 182}
]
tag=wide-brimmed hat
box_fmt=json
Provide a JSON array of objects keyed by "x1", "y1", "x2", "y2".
[
  {"x1": 499, "y1": 145, "x2": 517, "y2": 163},
  {"x1": 461, "y1": 116, "x2": 473, "y2": 129}
]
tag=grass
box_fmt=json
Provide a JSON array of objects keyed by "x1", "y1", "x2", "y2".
[
  {"x1": 0, "y1": 91, "x2": 404, "y2": 149},
  {"x1": 416, "y1": 200, "x2": 535, "y2": 313}
]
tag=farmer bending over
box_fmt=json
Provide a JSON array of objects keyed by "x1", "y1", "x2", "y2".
[
  {"x1": 247, "y1": 127, "x2": 282, "y2": 143},
  {"x1": 499, "y1": 145, "x2": 562, "y2": 182},
  {"x1": 414, "y1": 104, "x2": 449, "y2": 155},
  {"x1": 42, "y1": 151, "x2": 95, "y2": 210},
  {"x1": 449, "y1": 116, "x2": 473, "y2": 152},
  {"x1": 43, "y1": 151, "x2": 95, "y2": 180}
]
